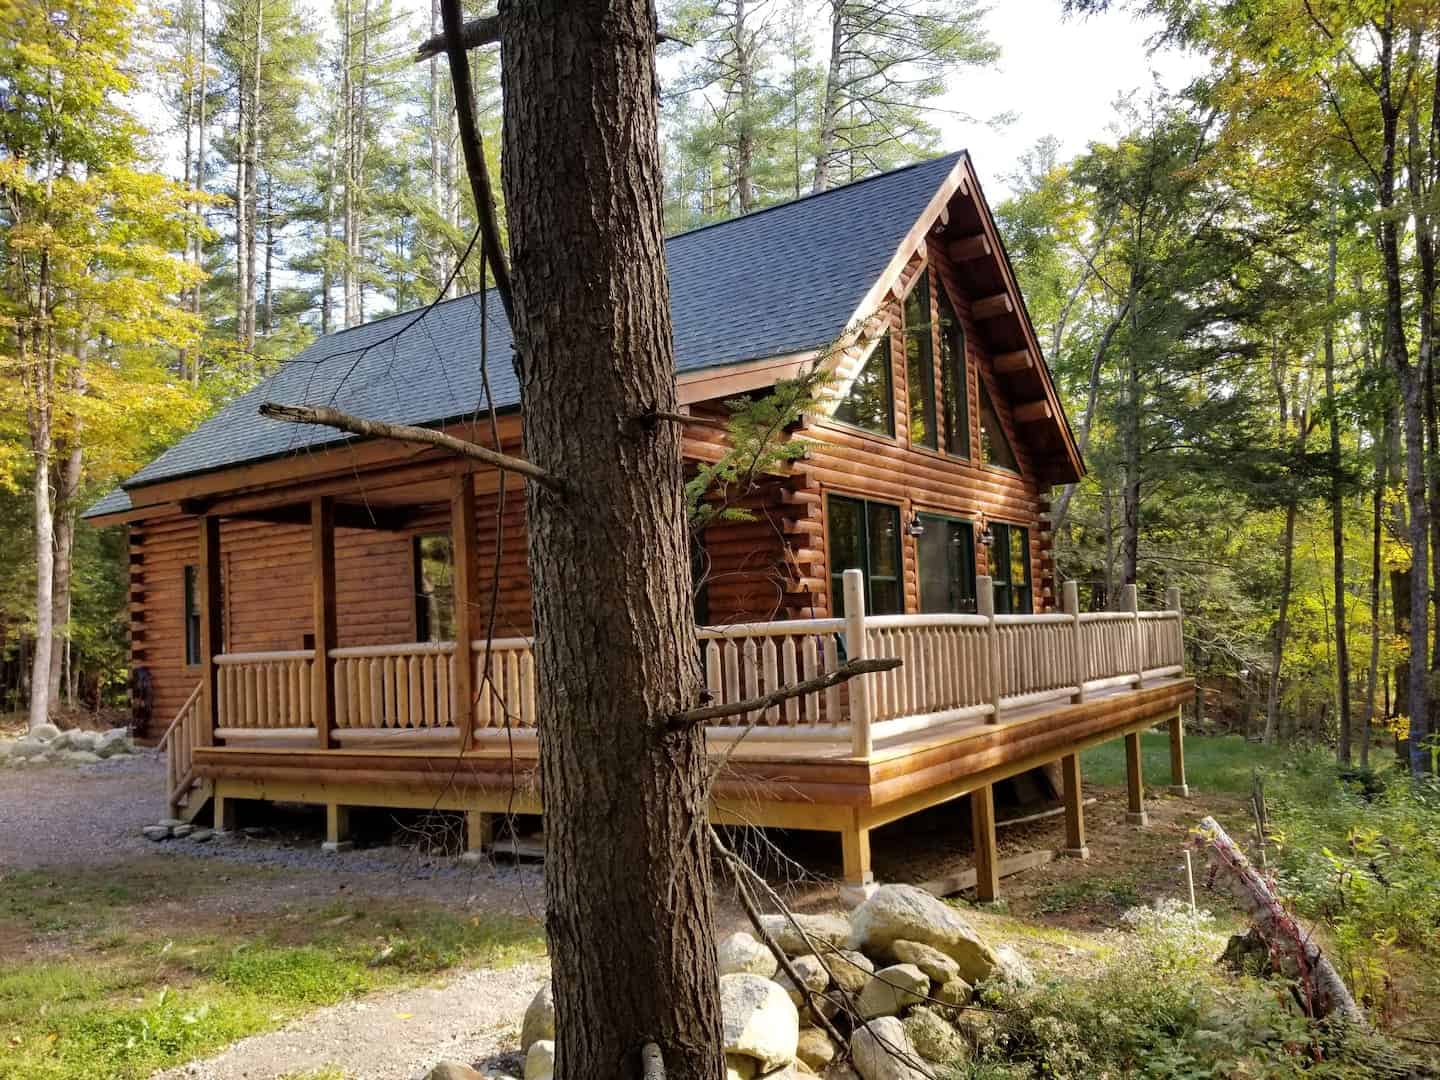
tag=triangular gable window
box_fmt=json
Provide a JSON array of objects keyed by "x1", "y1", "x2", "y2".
[
  {"x1": 979, "y1": 381, "x2": 1019, "y2": 472},
  {"x1": 832, "y1": 333, "x2": 895, "y2": 436}
]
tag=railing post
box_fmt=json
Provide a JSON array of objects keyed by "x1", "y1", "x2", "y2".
[
  {"x1": 1165, "y1": 585, "x2": 1183, "y2": 671},
  {"x1": 1063, "y1": 579, "x2": 1085, "y2": 704},
  {"x1": 1122, "y1": 582, "x2": 1141, "y2": 686},
  {"x1": 842, "y1": 568, "x2": 872, "y2": 758},
  {"x1": 977, "y1": 574, "x2": 999, "y2": 722},
  {"x1": 451, "y1": 470, "x2": 480, "y2": 749},
  {"x1": 197, "y1": 515, "x2": 223, "y2": 747},
  {"x1": 311, "y1": 496, "x2": 337, "y2": 749}
]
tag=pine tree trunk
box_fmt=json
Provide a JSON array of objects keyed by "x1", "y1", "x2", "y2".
[
  {"x1": 193, "y1": 0, "x2": 206, "y2": 385},
  {"x1": 1264, "y1": 499, "x2": 1299, "y2": 745},
  {"x1": 27, "y1": 329, "x2": 55, "y2": 731},
  {"x1": 733, "y1": 0, "x2": 754, "y2": 213},
  {"x1": 341, "y1": 0, "x2": 358, "y2": 328},
  {"x1": 1119, "y1": 343, "x2": 1141, "y2": 588},
  {"x1": 1325, "y1": 219, "x2": 1352, "y2": 763},
  {"x1": 812, "y1": 0, "x2": 844, "y2": 194},
  {"x1": 499, "y1": 0, "x2": 724, "y2": 1074},
  {"x1": 47, "y1": 439, "x2": 82, "y2": 704}
]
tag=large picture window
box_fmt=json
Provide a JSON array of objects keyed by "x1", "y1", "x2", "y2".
[
  {"x1": 904, "y1": 273, "x2": 938, "y2": 450},
  {"x1": 827, "y1": 495, "x2": 903, "y2": 615},
  {"x1": 184, "y1": 565, "x2": 201, "y2": 666},
  {"x1": 990, "y1": 522, "x2": 1032, "y2": 614},
  {"x1": 978, "y1": 381, "x2": 1019, "y2": 472},
  {"x1": 917, "y1": 514, "x2": 976, "y2": 613},
  {"x1": 833, "y1": 334, "x2": 895, "y2": 436},
  {"x1": 414, "y1": 535, "x2": 456, "y2": 642},
  {"x1": 936, "y1": 284, "x2": 970, "y2": 458}
]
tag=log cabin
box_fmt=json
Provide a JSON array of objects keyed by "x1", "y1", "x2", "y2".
[{"x1": 86, "y1": 152, "x2": 1193, "y2": 893}]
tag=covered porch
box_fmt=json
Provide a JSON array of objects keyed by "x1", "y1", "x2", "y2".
[{"x1": 162, "y1": 467, "x2": 1192, "y2": 894}]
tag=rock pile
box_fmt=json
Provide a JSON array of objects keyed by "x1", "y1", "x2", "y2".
[
  {"x1": 0, "y1": 723, "x2": 136, "y2": 767},
  {"x1": 461, "y1": 884, "x2": 1032, "y2": 1080}
]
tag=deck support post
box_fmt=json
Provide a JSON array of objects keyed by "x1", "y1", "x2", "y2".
[
  {"x1": 213, "y1": 791, "x2": 237, "y2": 834},
  {"x1": 450, "y1": 471, "x2": 479, "y2": 749},
  {"x1": 1167, "y1": 708, "x2": 1189, "y2": 796},
  {"x1": 311, "y1": 496, "x2": 337, "y2": 749},
  {"x1": 466, "y1": 810, "x2": 494, "y2": 855},
  {"x1": 843, "y1": 568, "x2": 872, "y2": 757},
  {"x1": 1059, "y1": 752, "x2": 1089, "y2": 859},
  {"x1": 1062, "y1": 580, "x2": 1085, "y2": 704},
  {"x1": 977, "y1": 574, "x2": 999, "y2": 722},
  {"x1": 323, "y1": 803, "x2": 352, "y2": 852},
  {"x1": 1124, "y1": 730, "x2": 1149, "y2": 826},
  {"x1": 841, "y1": 811, "x2": 873, "y2": 888},
  {"x1": 971, "y1": 783, "x2": 1000, "y2": 901},
  {"x1": 197, "y1": 515, "x2": 223, "y2": 746}
]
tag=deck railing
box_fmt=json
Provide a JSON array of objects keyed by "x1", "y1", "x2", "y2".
[
  {"x1": 203, "y1": 573, "x2": 1184, "y2": 759},
  {"x1": 159, "y1": 682, "x2": 205, "y2": 816}
]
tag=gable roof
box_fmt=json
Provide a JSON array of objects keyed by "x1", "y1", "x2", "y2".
[{"x1": 88, "y1": 150, "x2": 1081, "y2": 519}]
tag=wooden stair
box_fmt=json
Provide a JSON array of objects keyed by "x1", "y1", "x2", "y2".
[{"x1": 160, "y1": 685, "x2": 212, "y2": 822}]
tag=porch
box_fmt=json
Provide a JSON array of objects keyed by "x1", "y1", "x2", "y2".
[{"x1": 162, "y1": 468, "x2": 1192, "y2": 893}]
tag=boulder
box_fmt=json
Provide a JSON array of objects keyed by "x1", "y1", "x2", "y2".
[
  {"x1": 720, "y1": 972, "x2": 799, "y2": 1072},
  {"x1": 171, "y1": 823, "x2": 195, "y2": 839},
  {"x1": 190, "y1": 828, "x2": 215, "y2": 843},
  {"x1": 776, "y1": 953, "x2": 829, "y2": 1006},
  {"x1": 850, "y1": 1016, "x2": 933, "y2": 1080},
  {"x1": 796, "y1": 1027, "x2": 838, "y2": 1071},
  {"x1": 890, "y1": 941, "x2": 960, "y2": 985},
  {"x1": 142, "y1": 825, "x2": 170, "y2": 842},
  {"x1": 759, "y1": 912, "x2": 850, "y2": 955},
  {"x1": 96, "y1": 729, "x2": 132, "y2": 757},
  {"x1": 10, "y1": 737, "x2": 46, "y2": 760},
  {"x1": 426, "y1": 1063, "x2": 484, "y2": 1080},
  {"x1": 29, "y1": 723, "x2": 61, "y2": 742},
  {"x1": 63, "y1": 729, "x2": 99, "y2": 752},
  {"x1": 523, "y1": 1039, "x2": 554, "y2": 1080},
  {"x1": 725, "y1": 1055, "x2": 757, "y2": 1080},
  {"x1": 933, "y1": 977, "x2": 971, "y2": 1009},
  {"x1": 902, "y1": 1007, "x2": 969, "y2": 1066},
  {"x1": 989, "y1": 944, "x2": 1035, "y2": 989},
  {"x1": 65, "y1": 750, "x2": 100, "y2": 765},
  {"x1": 847, "y1": 885, "x2": 999, "y2": 984},
  {"x1": 856, "y1": 964, "x2": 928, "y2": 1020},
  {"x1": 718, "y1": 931, "x2": 778, "y2": 979},
  {"x1": 521, "y1": 982, "x2": 554, "y2": 1051},
  {"x1": 830, "y1": 949, "x2": 874, "y2": 995}
]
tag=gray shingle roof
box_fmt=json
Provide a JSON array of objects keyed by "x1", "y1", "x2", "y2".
[{"x1": 87, "y1": 152, "x2": 963, "y2": 519}]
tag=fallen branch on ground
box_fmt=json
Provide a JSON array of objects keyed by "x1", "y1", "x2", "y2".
[
  {"x1": 667, "y1": 657, "x2": 899, "y2": 731},
  {"x1": 258, "y1": 403, "x2": 567, "y2": 495}
]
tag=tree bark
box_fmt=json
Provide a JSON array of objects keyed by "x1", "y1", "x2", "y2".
[
  {"x1": 498, "y1": 0, "x2": 723, "y2": 1075},
  {"x1": 1324, "y1": 216, "x2": 1352, "y2": 763},
  {"x1": 47, "y1": 437, "x2": 82, "y2": 704},
  {"x1": 27, "y1": 336, "x2": 54, "y2": 732},
  {"x1": 812, "y1": 0, "x2": 844, "y2": 193}
]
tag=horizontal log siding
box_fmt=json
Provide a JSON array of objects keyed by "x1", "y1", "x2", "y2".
[{"x1": 804, "y1": 250, "x2": 1050, "y2": 617}]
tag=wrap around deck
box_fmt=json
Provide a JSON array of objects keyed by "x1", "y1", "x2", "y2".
[{"x1": 163, "y1": 569, "x2": 1192, "y2": 893}]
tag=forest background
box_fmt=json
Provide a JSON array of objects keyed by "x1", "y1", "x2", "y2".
[{"x1": 3, "y1": 0, "x2": 1434, "y2": 772}]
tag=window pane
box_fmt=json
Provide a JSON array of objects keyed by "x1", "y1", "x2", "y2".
[
  {"x1": 904, "y1": 276, "x2": 937, "y2": 449},
  {"x1": 979, "y1": 381, "x2": 1019, "y2": 471},
  {"x1": 937, "y1": 286, "x2": 969, "y2": 457},
  {"x1": 828, "y1": 496, "x2": 865, "y2": 614},
  {"x1": 415, "y1": 535, "x2": 456, "y2": 641},
  {"x1": 866, "y1": 502, "x2": 901, "y2": 580},
  {"x1": 184, "y1": 565, "x2": 201, "y2": 666},
  {"x1": 869, "y1": 577, "x2": 903, "y2": 616},
  {"x1": 918, "y1": 517, "x2": 975, "y2": 613},
  {"x1": 1009, "y1": 526, "x2": 1029, "y2": 590},
  {"x1": 833, "y1": 334, "x2": 895, "y2": 435}
]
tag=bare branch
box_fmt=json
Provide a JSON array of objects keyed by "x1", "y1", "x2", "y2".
[
  {"x1": 667, "y1": 657, "x2": 899, "y2": 730},
  {"x1": 415, "y1": 14, "x2": 686, "y2": 62},
  {"x1": 258, "y1": 402, "x2": 568, "y2": 494},
  {"x1": 635, "y1": 408, "x2": 729, "y2": 431}
]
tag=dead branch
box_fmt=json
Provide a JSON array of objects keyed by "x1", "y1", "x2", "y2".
[
  {"x1": 258, "y1": 402, "x2": 567, "y2": 495},
  {"x1": 635, "y1": 408, "x2": 729, "y2": 431},
  {"x1": 667, "y1": 657, "x2": 899, "y2": 731},
  {"x1": 414, "y1": 14, "x2": 686, "y2": 62},
  {"x1": 1193, "y1": 816, "x2": 1365, "y2": 1027},
  {"x1": 437, "y1": 0, "x2": 513, "y2": 327}
]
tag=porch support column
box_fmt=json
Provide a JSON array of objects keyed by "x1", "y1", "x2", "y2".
[
  {"x1": 971, "y1": 783, "x2": 1000, "y2": 902},
  {"x1": 841, "y1": 809, "x2": 873, "y2": 888},
  {"x1": 1059, "y1": 752, "x2": 1089, "y2": 859},
  {"x1": 323, "y1": 803, "x2": 352, "y2": 852},
  {"x1": 451, "y1": 470, "x2": 479, "y2": 749},
  {"x1": 311, "y1": 496, "x2": 337, "y2": 749},
  {"x1": 198, "y1": 514, "x2": 223, "y2": 745},
  {"x1": 1168, "y1": 708, "x2": 1189, "y2": 796},
  {"x1": 1125, "y1": 730, "x2": 1149, "y2": 826}
]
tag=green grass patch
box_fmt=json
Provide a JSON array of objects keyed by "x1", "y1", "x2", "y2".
[
  {"x1": 1082, "y1": 732, "x2": 1291, "y2": 794},
  {"x1": 1035, "y1": 876, "x2": 1142, "y2": 915},
  {"x1": 0, "y1": 865, "x2": 544, "y2": 1080}
]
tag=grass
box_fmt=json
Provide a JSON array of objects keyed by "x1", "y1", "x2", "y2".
[
  {"x1": 0, "y1": 860, "x2": 544, "y2": 1080},
  {"x1": 1082, "y1": 731, "x2": 1292, "y2": 794}
]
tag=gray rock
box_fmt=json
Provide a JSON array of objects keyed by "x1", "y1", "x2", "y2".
[
  {"x1": 0, "y1": 740, "x2": 11, "y2": 762},
  {"x1": 521, "y1": 981, "x2": 554, "y2": 1052},
  {"x1": 760, "y1": 912, "x2": 850, "y2": 955},
  {"x1": 29, "y1": 723, "x2": 61, "y2": 742},
  {"x1": 718, "y1": 931, "x2": 778, "y2": 979},
  {"x1": 725, "y1": 1055, "x2": 757, "y2": 1080},
  {"x1": 426, "y1": 1063, "x2": 484, "y2": 1080},
  {"x1": 142, "y1": 825, "x2": 171, "y2": 842},
  {"x1": 847, "y1": 885, "x2": 999, "y2": 985},
  {"x1": 797, "y1": 1026, "x2": 838, "y2": 1071},
  {"x1": 850, "y1": 1016, "x2": 933, "y2": 1080},
  {"x1": 65, "y1": 750, "x2": 100, "y2": 764},
  {"x1": 891, "y1": 940, "x2": 960, "y2": 985},
  {"x1": 10, "y1": 737, "x2": 46, "y2": 759},
  {"x1": 831, "y1": 949, "x2": 874, "y2": 995},
  {"x1": 522, "y1": 1039, "x2": 554, "y2": 1080},
  {"x1": 856, "y1": 964, "x2": 928, "y2": 1020},
  {"x1": 95, "y1": 729, "x2": 132, "y2": 757},
  {"x1": 160, "y1": 817, "x2": 185, "y2": 829},
  {"x1": 190, "y1": 828, "x2": 215, "y2": 843},
  {"x1": 720, "y1": 972, "x2": 799, "y2": 1072},
  {"x1": 988, "y1": 943, "x2": 1035, "y2": 989},
  {"x1": 171, "y1": 823, "x2": 195, "y2": 839},
  {"x1": 902, "y1": 1007, "x2": 969, "y2": 1065},
  {"x1": 776, "y1": 953, "x2": 829, "y2": 1006},
  {"x1": 933, "y1": 977, "x2": 971, "y2": 1009}
]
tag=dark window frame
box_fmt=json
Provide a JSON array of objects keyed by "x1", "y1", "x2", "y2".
[
  {"x1": 413, "y1": 533, "x2": 456, "y2": 642},
  {"x1": 183, "y1": 565, "x2": 202, "y2": 667},
  {"x1": 903, "y1": 272, "x2": 939, "y2": 450},
  {"x1": 827, "y1": 494, "x2": 904, "y2": 616},
  {"x1": 830, "y1": 332, "x2": 897, "y2": 438},
  {"x1": 989, "y1": 522, "x2": 1033, "y2": 614},
  {"x1": 916, "y1": 512, "x2": 977, "y2": 614},
  {"x1": 936, "y1": 281, "x2": 971, "y2": 459}
]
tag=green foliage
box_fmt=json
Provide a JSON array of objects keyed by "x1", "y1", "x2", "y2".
[{"x1": 1082, "y1": 732, "x2": 1292, "y2": 794}]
